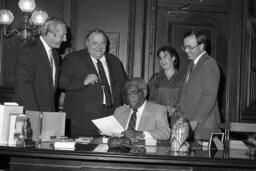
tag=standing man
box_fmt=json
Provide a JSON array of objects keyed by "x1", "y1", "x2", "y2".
[
  {"x1": 59, "y1": 28, "x2": 127, "y2": 138},
  {"x1": 114, "y1": 78, "x2": 170, "y2": 140},
  {"x1": 15, "y1": 17, "x2": 67, "y2": 112},
  {"x1": 177, "y1": 30, "x2": 221, "y2": 140}
]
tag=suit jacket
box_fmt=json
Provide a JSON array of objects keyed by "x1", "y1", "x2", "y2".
[
  {"x1": 14, "y1": 38, "x2": 59, "y2": 112},
  {"x1": 114, "y1": 101, "x2": 171, "y2": 140},
  {"x1": 59, "y1": 49, "x2": 127, "y2": 138},
  {"x1": 178, "y1": 52, "x2": 221, "y2": 140}
]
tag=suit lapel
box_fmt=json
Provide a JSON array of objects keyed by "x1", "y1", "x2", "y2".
[
  {"x1": 120, "y1": 107, "x2": 132, "y2": 129},
  {"x1": 138, "y1": 101, "x2": 150, "y2": 130},
  {"x1": 181, "y1": 53, "x2": 209, "y2": 93},
  {"x1": 186, "y1": 53, "x2": 208, "y2": 83},
  {"x1": 105, "y1": 54, "x2": 115, "y2": 86},
  {"x1": 37, "y1": 39, "x2": 54, "y2": 89},
  {"x1": 83, "y1": 49, "x2": 99, "y2": 76}
]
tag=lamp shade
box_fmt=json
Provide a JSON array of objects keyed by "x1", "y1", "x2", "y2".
[
  {"x1": 0, "y1": 9, "x2": 14, "y2": 25},
  {"x1": 31, "y1": 10, "x2": 48, "y2": 25},
  {"x1": 18, "y1": 0, "x2": 36, "y2": 13}
]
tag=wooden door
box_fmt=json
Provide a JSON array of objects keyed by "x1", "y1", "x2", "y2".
[{"x1": 155, "y1": 6, "x2": 229, "y2": 122}]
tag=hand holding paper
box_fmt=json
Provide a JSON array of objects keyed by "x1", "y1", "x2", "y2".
[{"x1": 92, "y1": 115, "x2": 124, "y2": 137}]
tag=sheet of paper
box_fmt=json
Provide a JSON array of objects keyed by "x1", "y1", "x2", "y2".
[{"x1": 92, "y1": 115, "x2": 124, "y2": 137}]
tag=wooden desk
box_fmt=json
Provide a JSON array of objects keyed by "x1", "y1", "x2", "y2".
[{"x1": 0, "y1": 140, "x2": 255, "y2": 171}]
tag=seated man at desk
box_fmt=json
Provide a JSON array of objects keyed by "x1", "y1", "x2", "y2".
[{"x1": 114, "y1": 77, "x2": 171, "y2": 140}]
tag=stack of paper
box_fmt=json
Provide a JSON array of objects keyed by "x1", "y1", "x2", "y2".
[
  {"x1": 75, "y1": 137, "x2": 93, "y2": 144},
  {"x1": 54, "y1": 141, "x2": 76, "y2": 149}
]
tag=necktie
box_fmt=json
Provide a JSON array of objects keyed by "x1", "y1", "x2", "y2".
[
  {"x1": 48, "y1": 49, "x2": 55, "y2": 86},
  {"x1": 186, "y1": 61, "x2": 194, "y2": 82},
  {"x1": 128, "y1": 109, "x2": 138, "y2": 130},
  {"x1": 97, "y1": 59, "x2": 113, "y2": 106}
]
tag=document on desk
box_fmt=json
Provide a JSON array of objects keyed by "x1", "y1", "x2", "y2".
[{"x1": 92, "y1": 115, "x2": 124, "y2": 137}]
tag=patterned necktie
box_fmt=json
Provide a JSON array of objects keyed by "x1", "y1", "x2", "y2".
[
  {"x1": 128, "y1": 109, "x2": 138, "y2": 130},
  {"x1": 97, "y1": 59, "x2": 113, "y2": 106},
  {"x1": 186, "y1": 61, "x2": 194, "y2": 82}
]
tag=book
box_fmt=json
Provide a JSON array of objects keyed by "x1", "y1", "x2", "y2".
[
  {"x1": 229, "y1": 140, "x2": 249, "y2": 150},
  {"x1": 7, "y1": 114, "x2": 18, "y2": 145},
  {"x1": 13, "y1": 114, "x2": 28, "y2": 146},
  {"x1": 0, "y1": 104, "x2": 24, "y2": 144},
  {"x1": 7, "y1": 114, "x2": 28, "y2": 146},
  {"x1": 25, "y1": 111, "x2": 66, "y2": 142},
  {"x1": 75, "y1": 137, "x2": 93, "y2": 144},
  {"x1": 54, "y1": 141, "x2": 76, "y2": 149},
  {"x1": 54, "y1": 142, "x2": 76, "y2": 149},
  {"x1": 53, "y1": 137, "x2": 76, "y2": 149}
]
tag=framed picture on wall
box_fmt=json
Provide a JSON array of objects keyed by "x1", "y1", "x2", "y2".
[{"x1": 84, "y1": 31, "x2": 120, "y2": 57}]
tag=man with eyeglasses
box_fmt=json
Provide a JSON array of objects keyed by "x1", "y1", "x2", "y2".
[
  {"x1": 59, "y1": 28, "x2": 127, "y2": 138},
  {"x1": 176, "y1": 30, "x2": 221, "y2": 141},
  {"x1": 114, "y1": 77, "x2": 171, "y2": 140}
]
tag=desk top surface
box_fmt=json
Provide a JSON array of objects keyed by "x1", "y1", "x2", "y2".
[{"x1": 0, "y1": 137, "x2": 255, "y2": 169}]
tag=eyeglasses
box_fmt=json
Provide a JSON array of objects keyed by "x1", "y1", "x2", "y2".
[
  {"x1": 181, "y1": 44, "x2": 201, "y2": 52},
  {"x1": 126, "y1": 89, "x2": 144, "y2": 97}
]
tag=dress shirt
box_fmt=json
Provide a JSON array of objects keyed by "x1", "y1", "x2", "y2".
[
  {"x1": 40, "y1": 36, "x2": 56, "y2": 85},
  {"x1": 186, "y1": 51, "x2": 206, "y2": 82},
  {"x1": 90, "y1": 56, "x2": 112, "y2": 104},
  {"x1": 193, "y1": 51, "x2": 206, "y2": 66},
  {"x1": 126, "y1": 101, "x2": 153, "y2": 139}
]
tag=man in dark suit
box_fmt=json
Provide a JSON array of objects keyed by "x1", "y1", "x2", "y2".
[
  {"x1": 59, "y1": 28, "x2": 127, "y2": 138},
  {"x1": 15, "y1": 17, "x2": 67, "y2": 112},
  {"x1": 177, "y1": 30, "x2": 221, "y2": 140},
  {"x1": 114, "y1": 77, "x2": 170, "y2": 140}
]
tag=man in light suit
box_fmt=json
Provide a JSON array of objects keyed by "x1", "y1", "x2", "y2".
[
  {"x1": 15, "y1": 17, "x2": 67, "y2": 112},
  {"x1": 114, "y1": 77, "x2": 171, "y2": 140},
  {"x1": 59, "y1": 28, "x2": 127, "y2": 138},
  {"x1": 177, "y1": 30, "x2": 221, "y2": 140}
]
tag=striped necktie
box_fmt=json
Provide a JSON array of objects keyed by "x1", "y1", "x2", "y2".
[{"x1": 128, "y1": 109, "x2": 138, "y2": 130}]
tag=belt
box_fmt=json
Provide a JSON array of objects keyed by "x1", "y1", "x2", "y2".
[{"x1": 102, "y1": 104, "x2": 113, "y2": 108}]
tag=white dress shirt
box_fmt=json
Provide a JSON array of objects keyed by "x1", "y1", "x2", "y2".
[
  {"x1": 126, "y1": 101, "x2": 153, "y2": 139},
  {"x1": 40, "y1": 36, "x2": 56, "y2": 86}
]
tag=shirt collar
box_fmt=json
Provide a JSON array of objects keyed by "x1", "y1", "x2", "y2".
[
  {"x1": 40, "y1": 36, "x2": 52, "y2": 54},
  {"x1": 135, "y1": 100, "x2": 147, "y2": 116},
  {"x1": 90, "y1": 55, "x2": 106, "y2": 63},
  {"x1": 193, "y1": 51, "x2": 206, "y2": 65}
]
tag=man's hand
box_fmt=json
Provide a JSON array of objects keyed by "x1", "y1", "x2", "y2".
[
  {"x1": 166, "y1": 106, "x2": 176, "y2": 117},
  {"x1": 121, "y1": 130, "x2": 144, "y2": 139},
  {"x1": 84, "y1": 74, "x2": 98, "y2": 86}
]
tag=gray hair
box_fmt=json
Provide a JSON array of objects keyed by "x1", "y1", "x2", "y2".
[
  {"x1": 40, "y1": 17, "x2": 66, "y2": 36},
  {"x1": 125, "y1": 77, "x2": 147, "y2": 91}
]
